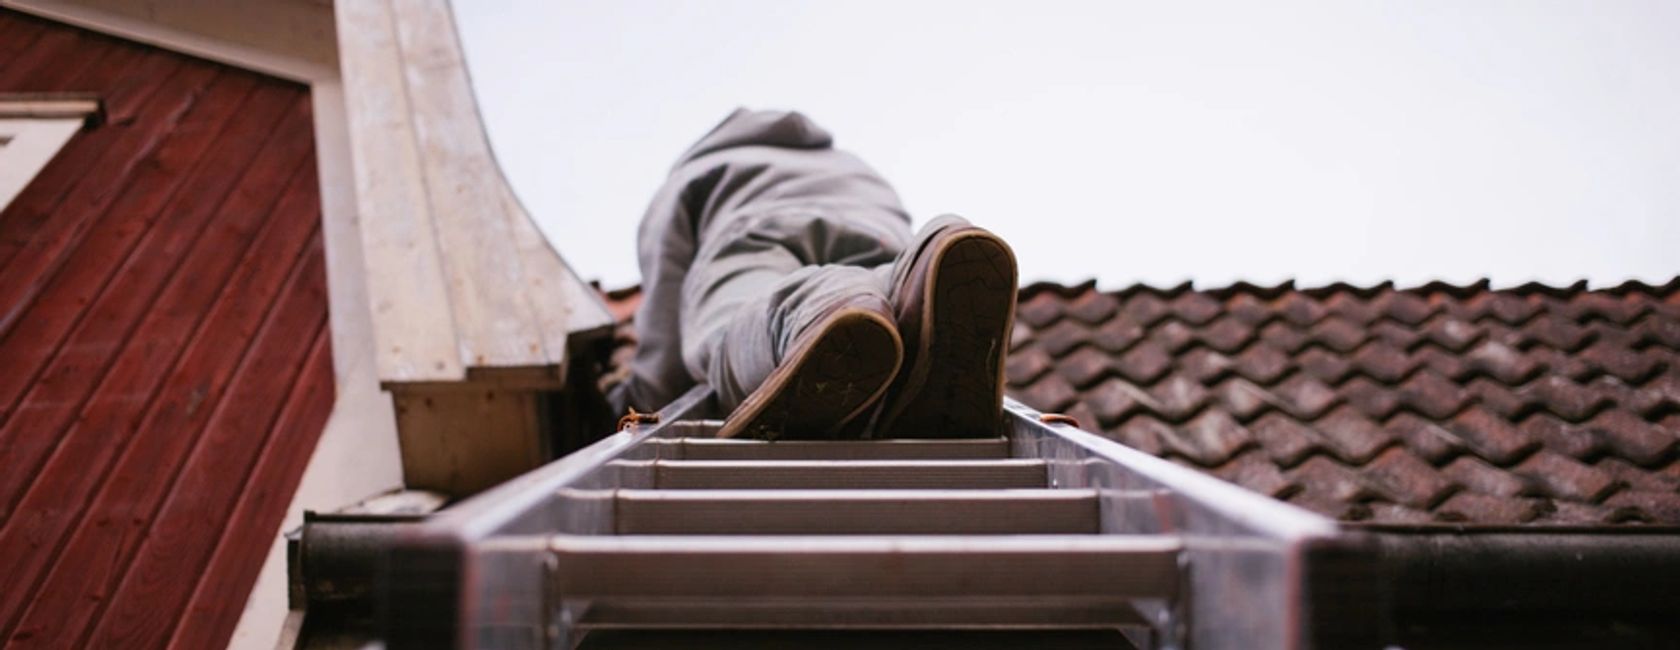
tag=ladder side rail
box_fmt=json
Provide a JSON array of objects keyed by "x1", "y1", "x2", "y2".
[
  {"x1": 383, "y1": 387, "x2": 714, "y2": 648},
  {"x1": 1004, "y1": 398, "x2": 1364, "y2": 650}
]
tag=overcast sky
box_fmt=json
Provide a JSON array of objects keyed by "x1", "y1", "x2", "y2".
[{"x1": 453, "y1": 1, "x2": 1679, "y2": 291}]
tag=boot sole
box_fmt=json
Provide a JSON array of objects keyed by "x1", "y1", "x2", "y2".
[
  {"x1": 881, "y1": 231, "x2": 1017, "y2": 437},
  {"x1": 717, "y1": 308, "x2": 903, "y2": 440}
]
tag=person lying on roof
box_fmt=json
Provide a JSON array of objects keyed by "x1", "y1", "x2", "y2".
[{"x1": 611, "y1": 108, "x2": 1018, "y2": 440}]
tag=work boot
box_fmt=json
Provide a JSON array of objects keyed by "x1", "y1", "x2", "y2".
[
  {"x1": 875, "y1": 215, "x2": 1018, "y2": 437},
  {"x1": 716, "y1": 294, "x2": 903, "y2": 440}
]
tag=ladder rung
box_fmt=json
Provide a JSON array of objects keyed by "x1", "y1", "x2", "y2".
[
  {"x1": 550, "y1": 535, "x2": 1181, "y2": 599},
  {"x1": 649, "y1": 437, "x2": 1012, "y2": 460},
  {"x1": 612, "y1": 489, "x2": 1099, "y2": 535},
  {"x1": 650, "y1": 459, "x2": 1047, "y2": 489},
  {"x1": 577, "y1": 598, "x2": 1151, "y2": 630}
]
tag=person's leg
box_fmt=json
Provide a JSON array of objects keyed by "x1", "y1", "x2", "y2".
[
  {"x1": 702, "y1": 263, "x2": 902, "y2": 439},
  {"x1": 620, "y1": 108, "x2": 913, "y2": 438},
  {"x1": 680, "y1": 211, "x2": 905, "y2": 409},
  {"x1": 874, "y1": 215, "x2": 1019, "y2": 437}
]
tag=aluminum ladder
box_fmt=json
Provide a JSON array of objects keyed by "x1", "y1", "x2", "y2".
[{"x1": 291, "y1": 387, "x2": 1368, "y2": 649}]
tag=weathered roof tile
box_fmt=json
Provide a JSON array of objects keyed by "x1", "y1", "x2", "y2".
[{"x1": 606, "y1": 277, "x2": 1680, "y2": 526}]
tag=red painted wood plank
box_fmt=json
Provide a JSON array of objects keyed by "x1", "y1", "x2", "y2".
[
  {"x1": 18, "y1": 242, "x2": 329, "y2": 648},
  {"x1": 7, "y1": 33, "x2": 120, "y2": 93},
  {"x1": 0, "y1": 15, "x2": 333, "y2": 647},
  {"x1": 0, "y1": 103, "x2": 315, "y2": 640},
  {"x1": 0, "y1": 72, "x2": 275, "y2": 522},
  {"x1": 117, "y1": 317, "x2": 335, "y2": 650},
  {"x1": 0, "y1": 20, "x2": 85, "y2": 89},
  {"x1": 0, "y1": 46, "x2": 184, "y2": 274},
  {"x1": 0, "y1": 13, "x2": 49, "y2": 67},
  {"x1": 0, "y1": 61, "x2": 219, "y2": 365},
  {"x1": 168, "y1": 326, "x2": 335, "y2": 650}
]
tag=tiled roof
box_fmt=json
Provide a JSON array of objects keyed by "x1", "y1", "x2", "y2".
[{"x1": 597, "y1": 278, "x2": 1680, "y2": 526}]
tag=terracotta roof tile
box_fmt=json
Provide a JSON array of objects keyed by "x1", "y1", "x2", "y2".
[
  {"x1": 1016, "y1": 290, "x2": 1066, "y2": 329},
  {"x1": 1298, "y1": 347, "x2": 1357, "y2": 383},
  {"x1": 1320, "y1": 293, "x2": 1377, "y2": 325},
  {"x1": 1115, "y1": 340, "x2": 1172, "y2": 384},
  {"x1": 1519, "y1": 414, "x2": 1606, "y2": 461},
  {"x1": 1035, "y1": 320, "x2": 1092, "y2": 357},
  {"x1": 1146, "y1": 375, "x2": 1211, "y2": 421},
  {"x1": 1312, "y1": 406, "x2": 1397, "y2": 465},
  {"x1": 1339, "y1": 377, "x2": 1403, "y2": 420},
  {"x1": 1196, "y1": 316, "x2": 1255, "y2": 353},
  {"x1": 1177, "y1": 347, "x2": 1235, "y2": 384},
  {"x1": 1435, "y1": 492, "x2": 1549, "y2": 524},
  {"x1": 1465, "y1": 340, "x2": 1542, "y2": 384},
  {"x1": 1168, "y1": 292, "x2": 1223, "y2": 325},
  {"x1": 1440, "y1": 455, "x2": 1532, "y2": 498},
  {"x1": 1085, "y1": 378, "x2": 1151, "y2": 427},
  {"x1": 1064, "y1": 290, "x2": 1120, "y2": 325},
  {"x1": 1054, "y1": 345, "x2": 1116, "y2": 388},
  {"x1": 1396, "y1": 371, "x2": 1465, "y2": 420},
  {"x1": 602, "y1": 277, "x2": 1680, "y2": 526},
  {"x1": 1117, "y1": 292, "x2": 1170, "y2": 327},
  {"x1": 1288, "y1": 456, "x2": 1384, "y2": 504},
  {"x1": 1258, "y1": 319, "x2": 1309, "y2": 352},
  {"x1": 1411, "y1": 346, "x2": 1471, "y2": 381},
  {"x1": 1352, "y1": 342, "x2": 1417, "y2": 383},
  {"x1": 1208, "y1": 377, "x2": 1274, "y2": 421},
  {"x1": 1604, "y1": 490, "x2": 1680, "y2": 522},
  {"x1": 1309, "y1": 317, "x2": 1369, "y2": 353},
  {"x1": 1158, "y1": 410, "x2": 1255, "y2": 466},
  {"x1": 1389, "y1": 413, "x2": 1471, "y2": 465},
  {"x1": 1231, "y1": 344, "x2": 1291, "y2": 384},
  {"x1": 1445, "y1": 406, "x2": 1540, "y2": 465},
  {"x1": 1514, "y1": 451, "x2": 1620, "y2": 502},
  {"x1": 1004, "y1": 347, "x2": 1053, "y2": 386},
  {"x1": 1419, "y1": 315, "x2": 1483, "y2": 352},
  {"x1": 1090, "y1": 319, "x2": 1146, "y2": 353},
  {"x1": 1250, "y1": 413, "x2": 1324, "y2": 468},
  {"x1": 1204, "y1": 451, "x2": 1297, "y2": 498},
  {"x1": 1224, "y1": 293, "x2": 1274, "y2": 325},
  {"x1": 1595, "y1": 457, "x2": 1680, "y2": 494}
]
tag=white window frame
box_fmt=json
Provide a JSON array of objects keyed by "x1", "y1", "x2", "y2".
[{"x1": 0, "y1": 95, "x2": 101, "y2": 211}]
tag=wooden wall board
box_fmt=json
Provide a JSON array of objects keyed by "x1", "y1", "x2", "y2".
[
  {"x1": 0, "y1": 56, "x2": 204, "y2": 345},
  {"x1": 393, "y1": 386, "x2": 550, "y2": 497},
  {"x1": 0, "y1": 67, "x2": 258, "y2": 514},
  {"x1": 81, "y1": 256, "x2": 329, "y2": 648},
  {"x1": 172, "y1": 327, "x2": 336, "y2": 650},
  {"x1": 0, "y1": 119, "x2": 316, "y2": 630},
  {"x1": 0, "y1": 10, "x2": 335, "y2": 648},
  {"x1": 0, "y1": 64, "x2": 240, "y2": 514},
  {"x1": 0, "y1": 45, "x2": 179, "y2": 270}
]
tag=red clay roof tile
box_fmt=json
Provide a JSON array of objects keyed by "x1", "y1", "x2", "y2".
[{"x1": 601, "y1": 278, "x2": 1680, "y2": 526}]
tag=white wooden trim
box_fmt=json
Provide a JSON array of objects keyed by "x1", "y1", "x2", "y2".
[
  {"x1": 0, "y1": 117, "x2": 80, "y2": 212},
  {"x1": 337, "y1": 0, "x2": 613, "y2": 384},
  {"x1": 1, "y1": 0, "x2": 336, "y2": 82},
  {"x1": 0, "y1": 96, "x2": 100, "y2": 119}
]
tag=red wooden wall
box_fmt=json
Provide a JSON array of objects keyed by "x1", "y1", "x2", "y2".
[{"x1": 0, "y1": 10, "x2": 335, "y2": 648}]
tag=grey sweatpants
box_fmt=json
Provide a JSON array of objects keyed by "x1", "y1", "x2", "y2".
[{"x1": 614, "y1": 109, "x2": 914, "y2": 413}]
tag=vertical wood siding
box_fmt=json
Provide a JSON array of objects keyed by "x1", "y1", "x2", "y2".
[{"x1": 0, "y1": 10, "x2": 334, "y2": 648}]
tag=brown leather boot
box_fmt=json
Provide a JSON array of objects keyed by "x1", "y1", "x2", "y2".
[
  {"x1": 716, "y1": 297, "x2": 903, "y2": 440},
  {"x1": 875, "y1": 216, "x2": 1018, "y2": 438}
]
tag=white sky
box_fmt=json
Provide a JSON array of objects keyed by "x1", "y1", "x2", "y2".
[{"x1": 454, "y1": 1, "x2": 1680, "y2": 291}]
